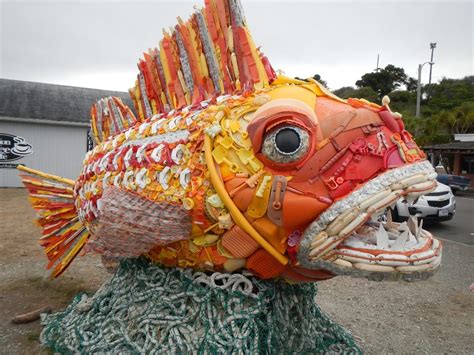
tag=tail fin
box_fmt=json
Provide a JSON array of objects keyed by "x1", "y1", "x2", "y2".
[{"x1": 17, "y1": 165, "x2": 89, "y2": 278}]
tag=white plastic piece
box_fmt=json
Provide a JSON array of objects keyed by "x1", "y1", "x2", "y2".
[
  {"x1": 358, "y1": 188, "x2": 392, "y2": 211},
  {"x1": 159, "y1": 167, "x2": 171, "y2": 190},
  {"x1": 333, "y1": 258, "x2": 352, "y2": 268},
  {"x1": 151, "y1": 118, "x2": 166, "y2": 134},
  {"x1": 151, "y1": 144, "x2": 165, "y2": 163},
  {"x1": 391, "y1": 229, "x2": 409, "y2": 250},
  {"x1": 308, "y1": 236, "x2": 339, "y2": 259},
  {"x1": 179, "y1": 168, "x2": 191, "y2": 189},
  {"x1": 338, "y1": 213, "x2": 368, "y2": 237},
  {"x1": 375, "y1": 224, "x2": 390, "y2": 249},
  {"x1": 124, "y1": 147, "x2": 135, "y2": 168}
]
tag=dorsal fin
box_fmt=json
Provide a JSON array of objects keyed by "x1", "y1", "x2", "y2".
[
  {"x1": 90, "y1": 96, "x2": 138, "y2": 144},
  {"x1": 130, "y1": 0, "x2": 276, "y2": 119}
]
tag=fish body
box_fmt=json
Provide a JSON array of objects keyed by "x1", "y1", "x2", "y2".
[{"x1": 19, "y1": 0, "x2": 441, "y2": 281}]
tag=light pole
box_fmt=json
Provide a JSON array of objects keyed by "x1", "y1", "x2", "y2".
[
  {"x1": 416, "y1": 61, "x2": 434, "y2": 117},
  {"x1": 428, "y1": 43, "x2": 437, "y2": 85}
]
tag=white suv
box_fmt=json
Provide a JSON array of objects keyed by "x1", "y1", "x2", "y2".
[{"x1": 391, "y1": 182, "x2": 456, "y2": 223}]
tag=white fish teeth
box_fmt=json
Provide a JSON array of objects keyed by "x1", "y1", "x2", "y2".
[
  {"x1": 386, "y1": 208, "x2": 394, "y2": 229},
  {"x1": 407, "y1": 216, "x2": 418, "y2": 236},
  {"x1": 416, "y1": 219, "x2": 423, "y2": 241},
  {"x1": 375, "y1": 224, "x2": 390, "y2": 249},
  {"x1": 391, "y1": 229, "x2": 409, "y2": 250}
]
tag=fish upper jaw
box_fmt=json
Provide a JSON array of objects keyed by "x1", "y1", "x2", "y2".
[{"x1": 296, "y1": 160, "x2": 442, "y2": 282}]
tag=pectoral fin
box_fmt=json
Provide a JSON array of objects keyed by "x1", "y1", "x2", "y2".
[{"x1": 85, "y1": 187, "x2": 192, "y2": 257}]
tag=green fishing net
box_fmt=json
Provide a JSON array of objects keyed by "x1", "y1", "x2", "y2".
[{"x1": 40, "y1": 259, "x2": 361, "y2": 354}]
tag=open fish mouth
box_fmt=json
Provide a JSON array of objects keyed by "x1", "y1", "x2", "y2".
[{"x1": 297, "y1": 160, "x2": 442, "y2": 282}]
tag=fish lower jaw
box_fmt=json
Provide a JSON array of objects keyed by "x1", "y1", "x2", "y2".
[{"x1": 297, "y1": 160, "x2": 443, "y2": 282}]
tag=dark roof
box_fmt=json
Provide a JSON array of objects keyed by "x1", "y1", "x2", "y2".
[
  {"x1": 424, "y1": 141, "x2": 474, "y2": 152},
  {"x1": 0, "y1": 79, "x2": 133, "y2": 124}
]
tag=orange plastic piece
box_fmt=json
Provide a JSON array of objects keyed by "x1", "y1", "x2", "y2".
[
  {"x1": 221, "y1": 225, "x2": 259, "y2": 258},
  {"x1": 252, "y1": 217, "x2": 286, "y2": 254},
  {"x1": 246, "y1": 249, "x2": 286, "y2": 279},
  {"x1": 282, "y1": 192, "x2": 329, "y2": 229}
]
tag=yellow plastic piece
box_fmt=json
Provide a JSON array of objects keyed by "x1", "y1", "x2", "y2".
[
  {"x1": 216, "y1": 240, "x2": 234, "y2": 259},
  {"x1": 219, "y1": 136, "x2": 234, "y2": 149},
  {"x1": 244, "y1": 28, "x2": 269, "y2": 84},
  {"x1": 212, "y1": 145, "x2": 239, "y2": 172},
  {"x1": 229, "y1": 120, "x2": 241, "y2": 133},
  {"x1": 193, "y1": 234, "x2": 219, "y2": 246},
  {"x1": 204, "y1": 135, "x2": 288, "y2": 265},
  {"x1": 237, "y1": 149, "x2": 263, "y2": 173},
  {"x1": 247, "y1": 176, "x2": 272, "y2": 218},
  {"x1": 182, "y1": 197, "x2": 195, "y2": 210},
  {"x1": 17, "y1": 165, "x2": 75, "y2": 186},
  {"x1": 267, "y1": 84, "x2": 317, "y2": 110}
]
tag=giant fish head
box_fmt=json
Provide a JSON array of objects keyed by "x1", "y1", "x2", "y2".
[{"x1": 208, "y1": 78, "x2": 441, "y2": 282}]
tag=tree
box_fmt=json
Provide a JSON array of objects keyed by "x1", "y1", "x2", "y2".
[
  {"x1": 405, "y1": 77, "x2": 418, "y2": 92},
  {"x1": 333, "y1": 86, "x2": 379, "y2": 103},
  {"x1": 424, "y1": 76, "x2": 474, "y2": 111},
  {"x1": 355, "y1": 64, "x2": 408, "y2": 98}
]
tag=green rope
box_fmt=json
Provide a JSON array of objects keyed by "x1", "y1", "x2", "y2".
[{"x1": 41, "y1": 259, "x2": 361, "y2": 354}]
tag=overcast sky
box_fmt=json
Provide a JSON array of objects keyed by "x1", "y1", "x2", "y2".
[{"x1": 1, "y1": 0, "x2": 472, "y2": 92}]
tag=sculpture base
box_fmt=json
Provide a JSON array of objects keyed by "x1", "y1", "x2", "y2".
[{"x1": 41, "y1": 259, "x2": 361, "y2": 353}]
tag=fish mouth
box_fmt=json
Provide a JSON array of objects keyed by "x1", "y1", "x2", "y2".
[{"x1": 297, "y1": 160, "x2": 442, "y2": 282}]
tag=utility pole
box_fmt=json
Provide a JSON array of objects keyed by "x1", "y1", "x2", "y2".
[
  {"x1": 428, "y1": 43, "x2": 436, "y2": 85},
  {"x1": 374, "y1": 54, "x2": 380, "y2": 72},
  {"x1": 416, "y1": 61, "x2": 434, "y2": 117}
]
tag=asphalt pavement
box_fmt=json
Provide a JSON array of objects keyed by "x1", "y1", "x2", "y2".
[{"x1": 426, "y1": 192, "x2": 474, "y2": 246}]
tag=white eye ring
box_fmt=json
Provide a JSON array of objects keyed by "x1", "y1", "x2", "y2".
[{"x1": 261, "y1": 125, "x2": 310, "y2": 164}]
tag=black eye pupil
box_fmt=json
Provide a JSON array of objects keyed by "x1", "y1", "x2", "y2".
[{"x1": 275, "y1": 128, "x2": 301, "y2": 154}]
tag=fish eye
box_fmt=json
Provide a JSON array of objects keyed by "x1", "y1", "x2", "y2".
[{"x1": 262, "y1": 125, "x2": 310, "y2": 163}]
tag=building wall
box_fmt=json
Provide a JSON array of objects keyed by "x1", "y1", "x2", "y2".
[{"x1": 0, "y1": 120, "x2": 88, "y2": 187}]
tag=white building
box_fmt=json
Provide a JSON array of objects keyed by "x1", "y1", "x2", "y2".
[{"x1": 0, "y1": 79, "x2": 132, "y2": 187}]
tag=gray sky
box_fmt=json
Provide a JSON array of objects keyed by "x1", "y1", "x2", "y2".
[{"x1": 1, "y1": 0, "x2": 472, "y2": 92}]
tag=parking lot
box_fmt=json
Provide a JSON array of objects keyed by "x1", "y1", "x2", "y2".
[
  {"x1": 428, "y1": 193, "x2": 474, "y2": 246},
  {"x1": 0, "y1": 188, "x2": 473, "y2": 354}
]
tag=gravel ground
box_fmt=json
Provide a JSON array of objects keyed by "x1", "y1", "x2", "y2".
[{"x1": 1, "y1": 188, "x2": 473, "y2": 354}]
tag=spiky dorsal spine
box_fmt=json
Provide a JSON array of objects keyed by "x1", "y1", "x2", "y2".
[{"x1": 131, "y1": 0, "x2": 276, "y2": 119}]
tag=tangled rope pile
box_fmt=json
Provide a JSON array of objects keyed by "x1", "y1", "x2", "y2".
[{"x1": 41, "y1": 259, "x2": 361, "y2": 353}]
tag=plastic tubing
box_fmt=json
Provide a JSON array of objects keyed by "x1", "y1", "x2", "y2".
[{"x1": 204, "y1": 135, "x2": 288, "y2": 265}]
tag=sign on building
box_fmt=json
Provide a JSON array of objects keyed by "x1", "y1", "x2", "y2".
[{"x1": 0, "y1": 133, "x2": 33, "y2": 168}]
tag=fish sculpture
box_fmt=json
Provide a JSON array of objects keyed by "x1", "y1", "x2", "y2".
[{"x1": 19, "y1": 0, "x2": 441, "y2": 282}]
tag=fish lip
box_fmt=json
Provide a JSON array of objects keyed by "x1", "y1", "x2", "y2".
[{"x1": 296, "y1": 160, "x2": 443, "y2": 281}]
